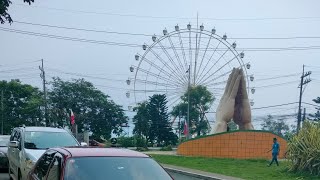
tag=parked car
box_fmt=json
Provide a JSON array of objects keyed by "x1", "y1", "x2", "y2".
[
  {"x1": 27, "y1": 147, "x2": 173, "y2": 180},
  {"x1": 89, "y1": 139, "x2": 105, "y2": 147},
  {"x1": 8, "y1": 126, "x2": 80, "y2": 180},
  {"x1": 0, "y1": 135, "x2": 10, "y2": 170}
]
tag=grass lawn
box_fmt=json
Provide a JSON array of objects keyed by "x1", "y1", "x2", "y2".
[{"x1": 151, "y1": 155, "x2": 319, "y2": 180}]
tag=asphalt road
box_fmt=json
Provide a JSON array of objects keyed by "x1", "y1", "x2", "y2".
[{"x1": 0, "y1": 173, "x2": 9, "y2": 180}]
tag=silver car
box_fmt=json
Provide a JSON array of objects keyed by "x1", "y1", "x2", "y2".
[
  {"x1": 0, "y1": 135, "x2": 10, "y2": 170},
  {"x1": 7, "y1": 126, "x2": 80, "y2": 180}
]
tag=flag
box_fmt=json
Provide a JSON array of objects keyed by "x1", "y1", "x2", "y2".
[
  {"x1": 183, "y1": 120, "x2": 188, "y2": 136},
  {"x1": 70, "y1": 109, "x2": 75, "y2": 125}
]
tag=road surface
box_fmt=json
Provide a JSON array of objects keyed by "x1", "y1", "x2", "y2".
[{"x1": 0, "y1": 173, "x2": 9, "y2": 180}]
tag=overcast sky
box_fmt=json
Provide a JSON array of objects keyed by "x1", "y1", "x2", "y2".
[{"x1": 1, "y1": 0, "x2": 320, "y2": 132}]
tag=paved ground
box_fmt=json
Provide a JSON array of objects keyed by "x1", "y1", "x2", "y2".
[{"x1": 0, "y1": 173, "x2": 9, "y2": 180}]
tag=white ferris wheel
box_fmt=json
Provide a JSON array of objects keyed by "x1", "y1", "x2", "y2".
[{"x1": 126, "y1": 23, "x2": 255, "y2": 121}]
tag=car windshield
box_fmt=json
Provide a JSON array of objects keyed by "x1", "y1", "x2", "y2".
[
  {"x1": 24, "y1": 131, "x2": 79, "y2": 149},
  {"x1": 0, "y1": 136, "x2": 10, "y2": 147},
  {"x1": 64, "y1": 157, "x2": 172, "y2": 180}
]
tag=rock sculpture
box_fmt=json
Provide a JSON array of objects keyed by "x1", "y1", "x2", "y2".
[{"x1": 211, "y1": 68, "x2": 254, "y2": 134}]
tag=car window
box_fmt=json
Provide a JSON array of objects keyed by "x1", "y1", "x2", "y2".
[
  {"x1": 46, "y1": 153, "x2": 63, "y2": 180},
  {"x1": 24, "y1": 131, "x2": 79, "y2": 149},
  {"x1": 33, "y1": 150, "x2": 56, "y2": 180},
  {"x1": 0, "y1": 136, "x2": 10, "y2": 147},
  {"x1": 64, "y1": 157, "x2": 172, "y2": 180},
  {"x1": 10, "y1": 130, "x2": 16, "y2": 141}
]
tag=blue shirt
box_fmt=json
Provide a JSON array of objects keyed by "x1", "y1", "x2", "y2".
[{"x1": 272, "y1": 142, "x2": 280, "y2": 154}]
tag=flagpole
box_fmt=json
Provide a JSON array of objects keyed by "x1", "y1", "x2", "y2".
[{"x1": 187, "y1": 65, "x2": 191, "y2": 139}]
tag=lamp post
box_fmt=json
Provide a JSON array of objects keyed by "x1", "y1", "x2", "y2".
[{"x1": 187, "y1": 65, "x2": 191, "y2": 139}]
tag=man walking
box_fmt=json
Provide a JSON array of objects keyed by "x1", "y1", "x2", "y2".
[{"x1": 268, "y1": 138, "x2": 280, "y2": 166}]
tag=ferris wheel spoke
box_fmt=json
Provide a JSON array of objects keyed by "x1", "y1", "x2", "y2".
[
  {"x1": 196, "y1": 41, "x2": 221, "y2": 84},
  {"x1": 157, "y1": 41, "x2": 187, "y2": 82},
  {"x1": 200, "y1": 63, "x2": 246, "y2": 86},
  {"x1": 195, "y1": 34, "x2": 212, "y2": 82},
  {"x1": 140, "y1": 57, "x2": 184, "y2": 85},
  {"x1": 197, "y1": 45, "x2": 232, "y2": 85},
  {"x1": 188, "y1": 30, "x2": 193, "y2": 74},
  {"x1": 149, "y1": 48, "x2": 187, "y2": 84},
  {"x1": 178, "y1": 32, "x2": 188, "y2": 71},
  {"x1": 202, "y1": 79, "x2": 228, "y2": 87},
  {"x1": 193, "y1": 31, "x2": 202, "y2": 84},
  {"x1": 135, "y1": 78, "x2": 179, "y2": 88},
  {"x1": 167, "y1": 35, "x2": 187, "y2": 75},
  {"x1": 134, "y1": 65, "x2": 184, "y2": 87},
  {"x1": 199, "y1": 54, "x2": 238, "y2": 85},
  {"x1": 166, "y1": 94, "x2": 183, "y2": 107}
]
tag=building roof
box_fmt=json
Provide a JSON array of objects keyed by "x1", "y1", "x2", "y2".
[{"x1": 56, "y1": 147, "x2": 149, "y2": 158}]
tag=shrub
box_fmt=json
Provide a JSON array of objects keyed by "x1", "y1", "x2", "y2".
[
  {"x1": 117, "y1": 136, "x2": 135, "y2": 148},
  {"x1": 287, "y1": 121, "x2": 320, "y2": 176},
  {"x1": 136, "y1": 147, "x2": 149, "y2": 152},
  {"x1": 160, "y1": 145, "x2": 173, "y2": 151}
]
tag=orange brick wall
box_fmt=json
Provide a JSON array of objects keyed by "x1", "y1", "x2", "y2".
[{"x1": 177, "y1": 131, "x2": 287, "y2": 159}]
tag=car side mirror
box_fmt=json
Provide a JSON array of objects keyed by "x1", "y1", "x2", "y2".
[
  {"x1": 9, "y1": 141, "x2": 19, "y2": 148},
  {"x1": 80, "y1": 142, "x2": 88, "y2": 146}
]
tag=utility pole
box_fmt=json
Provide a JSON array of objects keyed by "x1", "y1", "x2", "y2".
[
  {"x1": 39, "y1": 59, "x2": 49, "y2": 126},
  {"x1": 297, "y1": 65, "x2": 311, "y2": 133},
  {"x1": 1, "y1": 90, "x2": 4, "y2": 135},
  {"x1": 187, "y1": 65, "x2": 191, "y2": 139},
  {"x1": 302, "y1": 108, "x2": 306, "y2": 126}
]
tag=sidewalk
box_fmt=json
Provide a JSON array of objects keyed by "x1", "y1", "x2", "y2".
[{"x1": 162, "y1": 163, "x2": 244, "y2": 180}]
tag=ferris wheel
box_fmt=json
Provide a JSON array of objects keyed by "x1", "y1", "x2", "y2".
[{"x1": 126, "y1": 23, "x2": 255, "y2": 116}]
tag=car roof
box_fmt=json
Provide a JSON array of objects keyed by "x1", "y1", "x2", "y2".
[
  {"x1": 17, "y1": 126, "x2": 68, "y2": 133},
  {"x1": 54, "y1": 147, "x2": 149, "y2": 158}
]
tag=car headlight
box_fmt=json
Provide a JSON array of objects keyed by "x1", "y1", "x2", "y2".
[{"x1": 25, "y1": 159, "x2": 36, "y2": 169}]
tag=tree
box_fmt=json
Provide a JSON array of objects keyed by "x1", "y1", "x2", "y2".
[
  {"x1": 228, "y1": 121, "x2": 238, "y2": 131},
  {"x1": 0, "y1": 79, "x2": 43, "y2": 134},
  {"x1": 0, "y1": 0, "x2": 34, "y2": 24},
  {"x1": 147, "y1": 94, "x2": 177, "y2": 146},
  {"x1": 132, "y1": 102, "x2": 150, "y2": 147},
  {"x1": 261, "y1": 115, "x2": 291, "y2": 137},
  {"x1": 48, "y1": 78, "x2": 127, "y2": 140},
  {"x1": 310, "y1": 97, "x2": 320, "y2": 121},
  {"x1": 172, "y1": 85, "x2": 214, "y2": 136}
]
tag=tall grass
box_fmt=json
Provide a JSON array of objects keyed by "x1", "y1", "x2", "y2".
[{"x1": 287, "y1": 121, "x2": 320, "y2": 176}]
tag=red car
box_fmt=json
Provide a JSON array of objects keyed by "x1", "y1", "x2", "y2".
[{"x1": 27, "y1": 147, "x2": 173, "y2": 180}]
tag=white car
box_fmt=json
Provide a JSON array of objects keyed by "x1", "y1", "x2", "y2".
[{"x1": 7, "y1": 126, "x2": 80, "y2": 180}]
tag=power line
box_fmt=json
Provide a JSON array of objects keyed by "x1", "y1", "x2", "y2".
[
  {"x1": 3, "y1": 27, "x2": 320, "y2": 52},
  {"x1": 254, "y1": 80, "x2": 299, "y2": 88},
  {"x1": 13, "y1": 20, "x2": 320, "y2": 40},
  {"x1": 255, "y1": 73, "x2": 300, "y2": 81},
  {"x1": 13, "y1": 4, "x2": 320, "y2": 22}
]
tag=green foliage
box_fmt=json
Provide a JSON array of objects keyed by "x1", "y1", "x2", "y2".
[
  {"x1": 135, "y1": 136, "x2": 147, "y2": 147},
  {"x1": 48, "y1": 78, "x2": 128, "y2": 140},
  {"x1": 148, "y1": 94, "x2": 178, "y2": 146},
  {"x1": 309, "y1": 97, "x2": 320, "y2": 121},
  {"x1": 228, "y1": 121, "x2": 238, "y2": 131},
  {"x1": 133, "y1": 94, "x2": 178, "y2": 146},
  {"x1": 172, "y1": 85, "x2": 214, "y2": 136},
  {"x1": 261, "y1": 115, "x2": 294, "y2": 138},
  {"x1": 0, "y1": 0, "x2": 34, "y2": 24},
  {"x1": 136, "y1": 147, "x2": 149, "y2": 152},
  {"x1": 117, "y1": 136, "x2": 135, "y2": 148},
  {"x1": 0, "y1": 80, "x2": 43, "y2": 134},
  {"x1": 287, "y1": 121, "x2": 320, "y2": 176},
  {"x1": 160, "y1": 145, "x2": 173, "y2": 151}
]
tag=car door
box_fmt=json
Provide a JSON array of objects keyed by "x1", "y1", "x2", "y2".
[
  {"x1": 46, "y1": 152, "x2": 64, "y2": 180},
  {"x1": 29, "y1": 150, "x2": 56, "y2": 180},
  {"x1": 8, "y1": 129, "x2": 17, "y2": 174}
]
